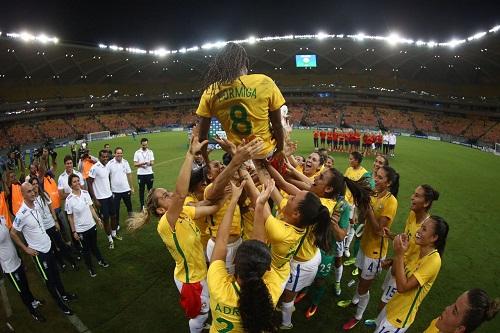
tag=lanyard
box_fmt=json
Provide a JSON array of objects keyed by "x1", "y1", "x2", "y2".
[{"x1": 29, "y1": 209, "x2": 45, "y2": 233}]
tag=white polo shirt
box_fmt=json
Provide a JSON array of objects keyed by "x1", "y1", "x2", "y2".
[
  {"x1": 65, "y1": 190, "x2": 96, "y2": 233},
  {"x1": 389, "y1": 134, "x2": 397, "y2": 145},
  {"x1": 383, "y1": 134, "x2": 389, "y2": 144},
  {"x1": 107, "y1": 158, "x2": 132, "y2": 193},
  {"x1": 88, "y1": 161, "x2": 112, "y2": 199},
  {"x1": 34, "y1": 194, "x2": 56, "y2": 230},
  {"x1": 13, "y1": 202, "x2": 51, "y2": 253},
  {"x1": 134, "y1": 148, "x2": 154, "y2": 175},
  {"x1": 58, "y1": 169, "x2": 85, "y2": 194},
  {"x1": 0, "y1": 216, "x2": 22, "y2": 273}
]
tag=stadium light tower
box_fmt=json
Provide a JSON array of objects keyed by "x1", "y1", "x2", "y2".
[
  {"x1": 247, "y1": 36, "x2": 256, "y2": 44},
  {"x1": 386, "y1": 32, "x2": 400, "y2": 45},
  {"x1": 317, "y1": 31, "x2": 328, "y2": 40}
]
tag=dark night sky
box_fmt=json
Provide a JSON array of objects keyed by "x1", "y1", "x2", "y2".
[{"x1": 1, "y1": 1, "x2": 499, "y2": 48}]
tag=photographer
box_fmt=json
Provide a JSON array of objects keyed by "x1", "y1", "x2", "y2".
[
  {"x1": 6, "y1": 170, "x2": 24, "y2": 216},
  {"x1": 6, "y1": 147, "x2": 24, "y2": 174},
  {"x1": 77, "y1": 148, "x2": 97, "y2": 184}
]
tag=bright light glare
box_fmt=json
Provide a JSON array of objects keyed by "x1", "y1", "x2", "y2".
[{"x1": 316, "y1": 31, "x2": 328, "y2": 40}]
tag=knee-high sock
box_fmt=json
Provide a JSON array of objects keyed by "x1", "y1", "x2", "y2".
[
  {"x1": 335, "y1": 264, "x2": 343, "y2": 283},
  {"x1": 189, "y1": 312, "x2": 208, "y2": 333},
  {"x1": 281, "y1": 301, "x2": 295, "y2": 326},
  {"x1": 355, "y1": 291, "x2": 370, "y2": 320},
  {"x1": 345, "y1": 225, "x2": 356, "y2": 250}
]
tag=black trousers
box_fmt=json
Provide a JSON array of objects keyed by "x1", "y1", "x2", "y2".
[
  {"x1": 33, "y1": 248, "x2": 67, "y2": 309},
  {"x1": 5, "y1": 263, "x2": 36, "y2": 314},
  {"x1": 46, "y1": 226, "x2": 76, "y2": 267},
  {"x1": 113, "y1": 191, "x2": 132, "y2": 226},
  {"x1": 78, "y1": 226, "x2": 104, "y2": 270},
  {"x1": 314, "y1": 138, "x2": 319, "y2": 148},
  {"x1": 137, "y1": 174, "x2": 154, "y2": 208}
]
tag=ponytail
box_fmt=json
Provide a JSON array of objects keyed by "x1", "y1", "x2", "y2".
[
  {"x1": 127, "y1": 188, "x2": 157, "y2": 232},
  {"x1": 420, "y1": 184, "x2": 440, "y2": 211},
  {"x1": 381, "y1": 166, "x2": 400, "y2": 198},
  {"x1": 344, "y1": 177, "x2": 373, "y2": 211},
  {"x1": 463, "y1": 289, "x2": 500, "y2": 333},
  {"x1": 235, "y1": 240, "x2": 276, "y2": 333},
  {"x1": 429, "y1": 215, "x2": 449, "y2": 256},
  {"x1": 298, "y1": 192, "x2": 333, "y2": 253}
]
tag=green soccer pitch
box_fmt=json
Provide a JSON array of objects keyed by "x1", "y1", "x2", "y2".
[{"x1": 2, "y1": 130, "x2": 499, "y2": 333}]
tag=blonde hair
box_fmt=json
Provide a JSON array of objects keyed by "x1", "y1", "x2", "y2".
[{"x1": 127, "y1": 188, "x2": 158, "y2": 232}]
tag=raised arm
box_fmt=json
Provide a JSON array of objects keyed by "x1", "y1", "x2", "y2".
[
  {"x1": 166, "y1": 129, "x2": 208, "y2": 229},
  {"x1": 252, "y1": 179, "x2": 275, "y2": 242},
  {"x1": 211, "y1": 181, "x2": 245, "y2": 263},
  {"x1": 266, "y1": 163, "x2": 300, "y2": 196},
  {"x1": 393, "y1": 234, "x2": 420, "y2": 292},
  {"x1": 198, "y1": 116, "x2": 211, "y2": 163},
  {"x1": 255, "y1": 162, "x2": 283, "y2": 205}
]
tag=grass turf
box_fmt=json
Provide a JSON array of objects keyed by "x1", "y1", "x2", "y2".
[{"x1": 1, "y1": 130, "x2": 499, "y2": 333}]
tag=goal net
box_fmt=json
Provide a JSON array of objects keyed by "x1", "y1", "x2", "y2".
[
  {"x1": 87, "y1": 131, "x2": 111, "y2": 142},
  {"x1": 495, "y1": 143, "x2": 500, "y2": 156}
]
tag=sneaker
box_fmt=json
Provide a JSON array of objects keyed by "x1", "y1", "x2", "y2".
[
  {"x1": 294, "y1": 291, "x2": 307, "y2": 304},
  {"x1": 352, "y1": 268, "x2": 359, "y2": 276},
  {"x1": 62, "y1": 293, "x2": 78, "y2": 302},
  {"x1": 98, "y1": 260, "x2": 109, "y2": 268},
  {"x1": 112, "y1": 234, "x2": 123, "y2": 241},
  {"x1": 305, "y1": 305, "x2": 318, "y2": 319},
  {"x1": 109, "y1": 241, "x2": 114, "y2": 249},
  {"x1": 337, "y1": 299, "x2": 353, "y2": 308},
  {"x1": 60, "y1": 305, "x2": 74, "y2": 316},
  {"x1": 279, "y1": 323, "x2": 293, "y2": 330},
  {"x1": 342, "y1": 317, "x2": 360, "y2": 330},
  {"x1": 89, "y1": 269, "x2": 97, "y2": 278},
  {"x1": 344, "y1": 249, "x2": 351, "y2": 258},
  {"x1": 344, "y1": 257, "x2": 356, "y2": 266},
  {"x1": 364, "y1": 319, "x2": 377, "y2": 328},
  {"x1": 31, "y1": 309, "x2": 46, "y2": 322},
  {"x1": 335, "y1": 282, "x2": 342, "y2": 296}
]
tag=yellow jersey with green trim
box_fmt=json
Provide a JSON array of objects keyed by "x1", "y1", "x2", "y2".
[
  {"x1": 361, "y1": 193, "x2": 398, "y2": 259},
  {"x1": 344, "y1": 166, "x2": 368, "y2": 205},
  {"x1": 184, "y1": 195, "x2": 210, "y2": 248},
  {"x1": 386, "y1": 250, "x2": 441, "y2": 328},
  {"x1": 196, "y1": 74, "x2": 286, "y2": 157},
  {"x1": 404, "y1": 210, "x2": 428, "y2": 269},
  {"x1": 157, "y1": 206, "x2": 207, "y2": 283},
  {"x1": 204, "y1": 183, "x2": 241, "y2": 237},
  {"x1": 294, "y1": 198, "x2": 336, "y2": 262},
  {"x1": 423, "y1": 318, "x2": 439, "y2": 333},
  {"x1": 240, "y1": 197, "x2": 254, "y2": 241},
  {"x1": 207, "y1": 260, "x2": 283, "y2": 333},
  {"x1": 266, "y1": 214, "x2": 306, "y2": 282}
]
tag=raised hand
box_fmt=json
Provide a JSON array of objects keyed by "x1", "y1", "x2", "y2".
[
  {"x1": 234, "y1": 137, "x2": 264, "y2": 163},
  {"x1": 230, "y1": 180, "x2": 246, "y2": 201},
  {"x1": 189, "y1": 125, "x2": 209, "y2": 155},
  {"x1": 256, "y1": 179, "x2": 275, "y2": 206},
  {"x1": 214, "y1": 135, "x2": 237, "y2": 156}
]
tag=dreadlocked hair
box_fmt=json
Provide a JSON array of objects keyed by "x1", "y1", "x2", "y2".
[
  {"x1": 235, "y1": 240, "x2": 277, "y2": 333},
  {"x1": 297, "y1": 192, "x2": 333, "y2": 253},
  {"x1": 127, "y1": 188, "x2": 158, "y2": 232},
  {"x1": 201, "y1": 42, "x2": 249, "y2": 94}
]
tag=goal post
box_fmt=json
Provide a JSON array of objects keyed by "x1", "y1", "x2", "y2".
[
  {"x1": 87, "y1": 130, "x2": 111, "y2": 142},
  {"x1": 495, "y1": 143, "x2": 500, "y2": 156}
]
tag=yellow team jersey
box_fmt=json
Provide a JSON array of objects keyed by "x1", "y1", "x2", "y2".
[
  {"x1": 404, "y1": 211, "x2": 430, "y2": 269},
  {"x1": 157, "y1": 206, "x2": 207, "y2": 283},
  {"x1": 240, "y1": 197, "x2": 254, "y2": 241},
  {"x1": 423, "y1": 318, "x2": 440, "y2": 333},
  {"x1": 196, "y1": 74, "x2": 286, "y2": 157},
  {"x1": 294, "y1": 198, "x2": 336, "y2": 262},
  {"x1": 344, "y1": 166, "x2": 368, "y2": 205},
  {"x1": 204, "y1": 183, "x2": 241, "y2": 237},
  {"x1": 386, "y1": 250, "x2": 442, "y2": 328},
  {"x1": 184, "y1": 195, "x2": 211, "y2": 249},
  {"x1": 361, "y1": 193, "x2": 398, "y2": 259},
  {"x1": 266, "y1": 214, "x2": 306, "y2": 282},
  {"x1": 208, "y1": 260, "x2": 283, "y2": 333}
]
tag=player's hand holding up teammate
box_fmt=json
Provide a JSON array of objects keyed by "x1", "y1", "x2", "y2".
[{"x1": 233, "y1": 137, "x2": 264, "y2": 165}]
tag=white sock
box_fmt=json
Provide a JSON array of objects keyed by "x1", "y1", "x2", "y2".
[
  {"x1": 188, "y1": 312, "x2": 208, "y2": 333},
  {"x1": 335, "y1": 264, "x2": 344, "y2": 283},
  {"x1": 355, "y1": 291, "x2": 370, "y2": 320},
  {"x1": 111, "y1": 230, "x2": 117, "y2": 237},
  {"x1": 108, "y1": 235, "x2": 113, "y2": 242},
  {"x1": 281, "y1": 301, "x2": 295, "y2": 326}
]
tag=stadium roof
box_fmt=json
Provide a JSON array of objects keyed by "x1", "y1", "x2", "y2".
[{"x1": 1, "y1": 26, "x2": 500, "y2": 103}]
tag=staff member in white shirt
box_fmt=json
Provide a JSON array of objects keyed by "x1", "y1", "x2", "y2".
[
  {"x1": 107, "y1": 147, "x2": 134, "y2": 230},
  {"x1": 66, "y1": 174, "x2": 109, "y2": 278},
  {"x1": 10, "y1": 183, "x2": 77, "y2": 316},
  {"x1": 388, "y1": 133, "x2": 397, "y2": 157},
  {"x1": 1, "y1": 216, "x2": 45, "y2": 322},
  {"x1": 133, "y1": 138, "x2": 154, "y2": 209},
  {"x1": 87, "y1": 150, "x2": 120, "y2": 249}
]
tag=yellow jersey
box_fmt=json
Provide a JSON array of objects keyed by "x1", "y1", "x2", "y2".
[
  {"x1": 423, "y1": 318, "x2": 439, "y2": 333},
  {"x1": 157, "y1": 206, "x2": 207, "y2": 283},
  {"x1": 294, "y1": 198, "x2": 336, "y2": 262},
  {"x1": 207, "y1": 260, "x2": 283, "y2": 333},
  {"x1": 361, "y1": 193, "x2": 398, "y2": 259},
  {"x1": 184, "y1": 195, "x2": 211, "y2": 249},
  {"x1": 386, "y1": 250, "x2": 441, "y2": 328},
  {"x1": 240, "y1": 197, "x2": 254, "y2": 241},
  {"x1": 204, "y1": 183, "x2": 241, "y2": 237},
  {"x1": 196, "y1": 74, "x2": 286, "y2": 157},
  {"x1": 266, "y1": 214, "x2": 306, "y2": 282},
  {"x1": 404, "y1": 211, "x2": 430, "y2": 269},
  {"x1": 344, "y1": 166, "x2": 368, "y2": 205}
]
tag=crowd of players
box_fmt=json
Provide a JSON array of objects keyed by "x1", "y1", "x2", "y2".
[{"x1": 1, "y1": 41, "x2": 498, "y2": 333}]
